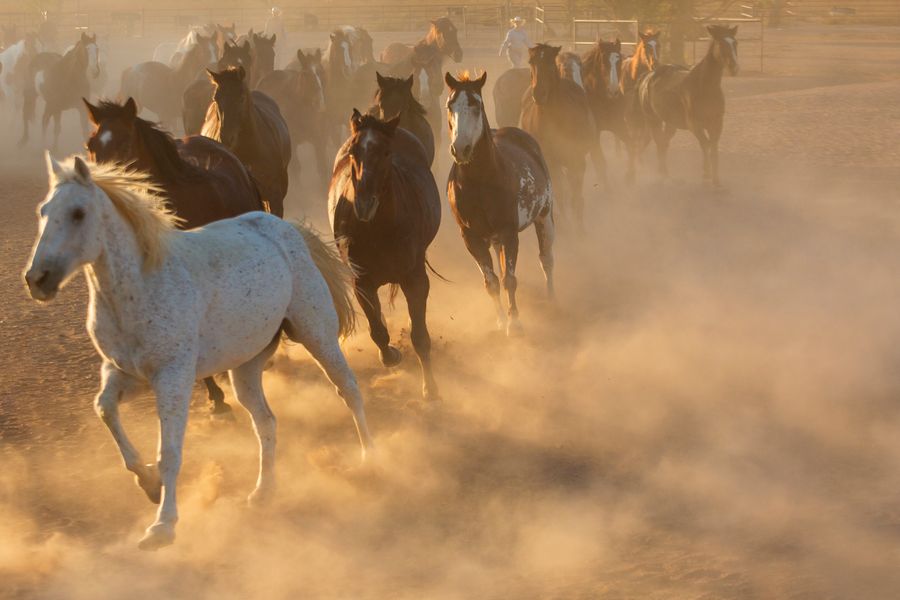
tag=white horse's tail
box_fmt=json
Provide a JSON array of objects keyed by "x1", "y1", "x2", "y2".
[{"x1": 294, "y1": 222, "x2": 357, "y2": 339}]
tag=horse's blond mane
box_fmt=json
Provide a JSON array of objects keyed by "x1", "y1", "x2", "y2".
[
  {"x1": 51, "y1": 159, "x2": 179, "y2": 269},
  {"x1": 455, "y1": 69, "x2": 483, "y2": 82}
]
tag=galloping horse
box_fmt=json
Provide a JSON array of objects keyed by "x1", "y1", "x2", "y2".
[
  {"x1": 21, "y1": 32, "x2": 100, "y2": 149},
  {"x1": 202, "y1": 66, "x2": 292, "y2": 216},
  {"x1": 581, "y1": 39, "x2": 634, "y2": 183},
  {"x1": 369, "y1": 72, "x2": 434, "y2": 166},
  {"x1": 0, "y1": 33, "x2": 41, "y2": 110},
  {"x1": 445, "y1": 72, "x2": 554, "y2": 335},
  {"x1": 639, "y1": 25, "x2": 739, "y2": 186},
  {"x1": 520, "y1": 44, "x2": 594, "y2": 229},
  {"x1": 381, "y1": 18, "x2": 463, "y2": 139},
  {"x1": 25, "y1": 155, "x2": 373, "y2": 550},
  {"x1": 85, "y1": 97, "x2": 265, "y2": 415},
  {"x1": 182, "y1": 40, "x2": 252, "y2": 135},
  {"x1": 329, "y1": 110, "x2": 441, "y2": 400},
  {"x1": 121, "y1": 35, "x2": 216, "y2": 129},
  {"x1": 257, "y1": 49, "x2": 329, "y2": 186}
]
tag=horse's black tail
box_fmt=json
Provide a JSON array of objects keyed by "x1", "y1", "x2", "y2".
[{"x1": 426, "y1": 257, "x2": 451, "y2": 283}]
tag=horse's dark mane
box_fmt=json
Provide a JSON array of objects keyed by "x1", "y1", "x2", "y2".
[
  {"x1": 95, "y1": 100, "x2": 197, "y2": 181},
  {"x1": 353, "y1": 113, "x2": 399, "y2": 137}
]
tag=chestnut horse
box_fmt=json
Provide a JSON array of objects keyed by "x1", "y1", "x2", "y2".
[
  {"x1": 369, "y1": 72, "x2": 434, "y2": 166},
  {"x1": 84, "y1": 97, "x2": 264, "y2": 415},
  {"x1": 445, "y1": 72, "x2": 554, "y2": 335},
  {"x1": 329, "y1": 110, "x2": 441, "y2": 401},
  {"x1": 639, "y1": 25, "x2": 739, "y2": 186},
  {"x1": 202, "y1": 66, "x2": 292, "y2": 215},
  {"x1": 520, "y1": 44, "x2": 594, "y2": 229}
]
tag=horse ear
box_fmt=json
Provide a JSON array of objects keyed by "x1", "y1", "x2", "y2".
[
  {"x1": 123, "y1": 97, "x2": 137, "y2": 120},
  {"x1": 240, "y1": 40, "x2": 250, "y2": 51},
  {"x1": 82, "y1": 98, "x2": 101, "y2": 124},
  {"x1": 270, "y1": 34, "x2": 276, "y2": 44},
  {"x1": 615, "y1": 38, "x2": 621, "y2": 49},
  {"x1": 350, "y1": 108, "x2": 363, "y2": 132},
  {"x1": 45, "y1": 151, "x2": 65, "y2": 181},
  {"x1": 730, "y1": 26, "x2": 739, "y2": 35},
  {"x1": 376, "y1": 71, "x2": 385, "y2": 86},
  {"x1": 706, "y1": 25, "x2": 719, "y2": 37},
  {"x1": 385, "y1": 114, "x2": 401, "y2": 134},
  {"x1": 475, "y1": 71, "x2": 487, "y2": 89},
  {"x1": 206, "y1": 68, "x2": 218, "y2": 83},
  {"x1": 404, "y1": 74, "x2": 414, "y2": 90},
  {"x1": 73, "y1": 156, "x2": 92, "y2": 186},
  {"x1": 444, "y1": 71, "x2": 459, "y2": 89}
]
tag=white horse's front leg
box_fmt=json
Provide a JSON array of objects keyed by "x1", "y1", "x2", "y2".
[
  {"x1": 95, "y1": 362, "x2": 161, "y2": 502},
  {"x1": 138, "y1": 366, "x2": 193, "y2": 551}
]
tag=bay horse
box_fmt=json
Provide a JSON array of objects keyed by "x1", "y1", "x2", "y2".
[
  {"x1": 520, "y1": 44, "x2": 594, "y2": 229},
  {"x1": 257, "y1": 49, "x2": 329, "y2": 187},
  {"x1": 639, "y1": 25, "x2": 739, "y2": 186},
  {"x1": 381, "y1": 18, "x2": 463, "y2": 141},
  {"x1": 369, "y1": 72, "x2": 434, "y2": 167},
  {"x1": 121, "y1": 35, "x2": 216, "y2": 129},
  {"x1": 182, "y1": 40, "x2": 252, "y2": 135},
  {"x1": 329, "y1": 110, "x2": 441, "y2": 401},
  {"x1": 84, "y1": 97, "x2": 265, "y2": 416},
  {"x1": 25, "y1": 154, "x2": 372, "y2": 550},
  {"x1": 20, "y1": 32, "x2": 100, "y2": 149},
  {"x1": 491, "y1": 67, "x2": 530, "y2": 128},
  {"x1": 581, "y1": 39, "x2": 635, "y2": 183},
  {"x1": 445, "y1": 72, "x2": 554, "y2": 335},
  {"x1": 202, "y1": 66, "x2": 292, "y2": 216}
]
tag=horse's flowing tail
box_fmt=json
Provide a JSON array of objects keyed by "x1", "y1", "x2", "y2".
[{"x1": 294, "y1": 221, "x2": 357, "y2": 340}]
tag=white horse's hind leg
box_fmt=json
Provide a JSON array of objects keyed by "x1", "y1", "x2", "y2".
[
  {"x1": 138, "y1": 365, "x2": 193, "y2": 551},
  {"x1": 94, "y1": 361, "x2": 160, "y2": 503},
  {"x1": 229, "y1": 337, "x2": 280, "y2": 506}
]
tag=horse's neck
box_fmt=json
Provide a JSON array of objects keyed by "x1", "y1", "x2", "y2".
[
  {"x1": 691, "y1": 47, "x2": 724, "y2": 89},
  {"x1": 237, "y1": 94, "x2": 261, "y2": 148},
  {"x1": 135, "y1": 131, "x2": 186, "y2": 184}
]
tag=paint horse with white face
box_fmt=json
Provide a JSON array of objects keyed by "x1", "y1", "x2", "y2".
[
  {"x1": 24, "y1": 155, "x2": 374, "y2": 550},
  {"x1": 445, "y1": 72, "x2": 554, "y2": 335},
  {"x1": 329, "y1": 110, "x2": 442, "y2": 400},
  {"x1": 639, "y1": 25, "x2": 739, "y2": 186}
]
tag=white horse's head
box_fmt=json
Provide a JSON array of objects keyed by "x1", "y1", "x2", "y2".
[
  {"x1": 24, "y1": 155, "x2": 103, "y2": 301},
  {"x1": 445, "y1": 71, "x2": 487, "y2": 165},
  {"x1": 82, "y1": 32, "x2": 100, "y2": 78}
]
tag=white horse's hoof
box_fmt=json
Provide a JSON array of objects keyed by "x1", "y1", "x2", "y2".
[
  {"x1": 247, "y1": 484, "x2": 275, "y2": 508},
  {"x1": 134, "y1": 464, "x2": 162, "y2": 504},
  {"x1": 506, "y1": 319, "x2": 524, "y2": 337},
  {"x1": 137, "y1": 522, "x2": 175, "y2": 550}
]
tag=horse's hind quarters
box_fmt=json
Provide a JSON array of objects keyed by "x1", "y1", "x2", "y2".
[{"x1": 137, "y1": 521, "x2": 176, "y2": 551}]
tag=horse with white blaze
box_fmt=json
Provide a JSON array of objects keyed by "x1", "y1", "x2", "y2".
[{"x1": 23, "y1": 155, "x2": 374, "y2": 550}]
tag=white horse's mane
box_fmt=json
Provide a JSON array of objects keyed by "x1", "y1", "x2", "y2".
[{"x1": 51, "y1": 159, "x2": 179, "y2": 269}]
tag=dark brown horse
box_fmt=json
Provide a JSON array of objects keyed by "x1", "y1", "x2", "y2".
[
  {"x1": 202, "y1": 66, "x2": 292, "y2": 215},
  {"x1": 369, "y1": 72, "x2": 434, "y2": 166},
  {"x1": 248, "y1": 32, "x2": 276, "y2": 88},
  {"x1": 329, "y1": 110, "x2": 441, "y2": 400},
  {"x1": 381, "y1": 18, "x2": 463, "y2": 140},
  {"x1": 520, "y1": 44, "x2": 595, "y2": 229},
  {"x1": 257, "y1": 49, "x2": 329, "y2": 186},
  {"x1": 182, "y1": 40, "x2": 252, "y2": 136},
  {"x1": 121, "y1": 34, "x2": 216, "y2": 129},
  {"x1": 581, "y1": 39, "x2": 634, "y2": 183},
  {"x1": 83, "y1": 97, "x2": 264, "y2": 415},
  {"x1": 639, "y1": 25, "x2": 739, "y2": 186},
  {"x1": 445, "y1": 72, "x2": 554, "y2": 335},
  {"x1": 21, "y1": 32, "x2": 100, "y2": 148},
  {"x1": 491, "y1": 67, "x2": 530, "y2": 128}
]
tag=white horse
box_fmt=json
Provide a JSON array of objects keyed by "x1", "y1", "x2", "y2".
[
  {"x1": 0, "y1": 35, "x2": 41, "y2": 110},
  {"x1": 24, "y1": 155, "x2": 374, "y2": 550},
  {"x1": 153, "y1": 27, "x2": 218, "y2": 68}
]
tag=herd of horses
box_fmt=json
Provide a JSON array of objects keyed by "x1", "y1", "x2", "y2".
[{"x1": 19, "y1": 17, "x2": 740, "y2": 549}]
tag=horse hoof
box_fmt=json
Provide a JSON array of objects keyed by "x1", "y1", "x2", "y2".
[
  {"x1": 247, "y1": 484, "x2": 276, "y2": 508},
  {"x1": 135, "y1": 464, "x2": 162, "y2": 504},
  {"x1": 209, "y1": 401, "x2": 235, "y2": 421},
  {"x1": 423, "y1": 383, "x2": 441, "y2": 403},
  {"x1": 137, "y1": 522, "x2": 176, "y2": 551},
  {"x1": 380, "y1": 346, "x2": 402, "y2": 367},
  {"x1": 506, "y1": 319, "x2": 524, "y2": 337}
]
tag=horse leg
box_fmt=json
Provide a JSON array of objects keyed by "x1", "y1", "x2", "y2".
[
  {"x1": 499, "y1": 233, "x2": 522, "y2": 336},
  {"x1": 355, "y1": 279, "x2": 400, "y2": 367},
  {"x1": 590, "y1": 135, "x2": 608, "y2": 189},
  {"x1": 94, "y1": 361, "x2": 161, "y2": 505},
  {"x1": 462, "y1": 230, "x2": 504, "y2": 330},
  {"x1": 138, "y1": 365, "x2": 193, "y2": 550},
  {"x1": 534, "y1": 211, "x2": 556, "y2": 300},
  {"x1": 283, "y1": 317, "x2": 375, "y2": 461},
  {"x1": 203, "y1": 376, "x2": 232, "y2": 416},
  {"x1": 708, "y1": 120, "x2": 723, "y2": 187},
  {"x1": 690, "y1": 124, "x2": 711, "y2": 182},
  {"x1": 229, "y1": 336, "x2": 279, "y2": 506},
  {"x1": 400, "y1": 266, "x2": 438, "y2": 401}
]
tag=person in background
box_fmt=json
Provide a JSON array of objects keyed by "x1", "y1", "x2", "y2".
[
  {"x1": 499, "y1": 16, "x2": 532, "y2": 68},
  {"x1": 265, "y1": 7, "x2": 286, "y2": 67}
]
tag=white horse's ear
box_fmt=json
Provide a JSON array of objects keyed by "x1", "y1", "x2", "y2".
[
  {"x1": 73, "y1": 156, "x2": 92, "y2": 186},
  {"x1": 45, "y1": 151, "x2": 64, "y2": 181}
]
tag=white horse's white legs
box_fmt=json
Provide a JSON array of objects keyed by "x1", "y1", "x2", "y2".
[
  {"x1": 138, "y1": 366, "x2": 193, "y2": 551},
  {"x1": 229, "y1": 341, "x2": 279, "y2": 507}
]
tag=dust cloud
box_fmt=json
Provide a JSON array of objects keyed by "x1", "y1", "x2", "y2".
[{"x1": 2, "y1": 18, "x2": 900, "y2": 600}]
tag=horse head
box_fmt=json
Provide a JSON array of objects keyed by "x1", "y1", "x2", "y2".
[
  {"x1": 556, "y1": 51, "x2": 583, "y2": 89},
  {"x1": 207, "y1": 66, "x2": 250, "y2": 147},
  {"x1": 444, "y1": 71, "x2": 487, "y2": 165},
  {"x1": 296, "y1": 49, "x2": 326, "y2": 113},
  {"x1": 707, "y1": 25, "x2": 739, "y2": 76},
  {"x1": 599, "y1": 38, "x2": 622, "y2": 95},
  {"x1": 638, "y1": 30, "x2": 660, "y2": 71},
  {"x1": 84, "y1": 97, "x2": 140, "y2": 165},
  {"x1": 328, "y1": 29, "x2": 353, "y2": 79},
  {"x1": 219, "y1": 40, "x2": 252, "y2": 72},
  {"x1": 374, "y1": 71, "x2": 417, "y2": 121},
  {"x1": 345, "y1": 109, "x2": 401, "y2": 222},
  {"x1": 430, "y1": 17, "x2": 462, "y2": 63},
  {"x1": 251, "y1": 33, "x2": 277, "y2": 75},
  {"x1": 80, "y1": 32, "x2": 100, "y2": 78},
  {"x1": 528, "y1": 44, "x2": 561, "y2": 105}
]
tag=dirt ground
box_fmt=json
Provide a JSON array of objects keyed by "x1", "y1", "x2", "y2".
[{"x1": 2, "y1": 23, "x2": 900, "y2": 599}]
